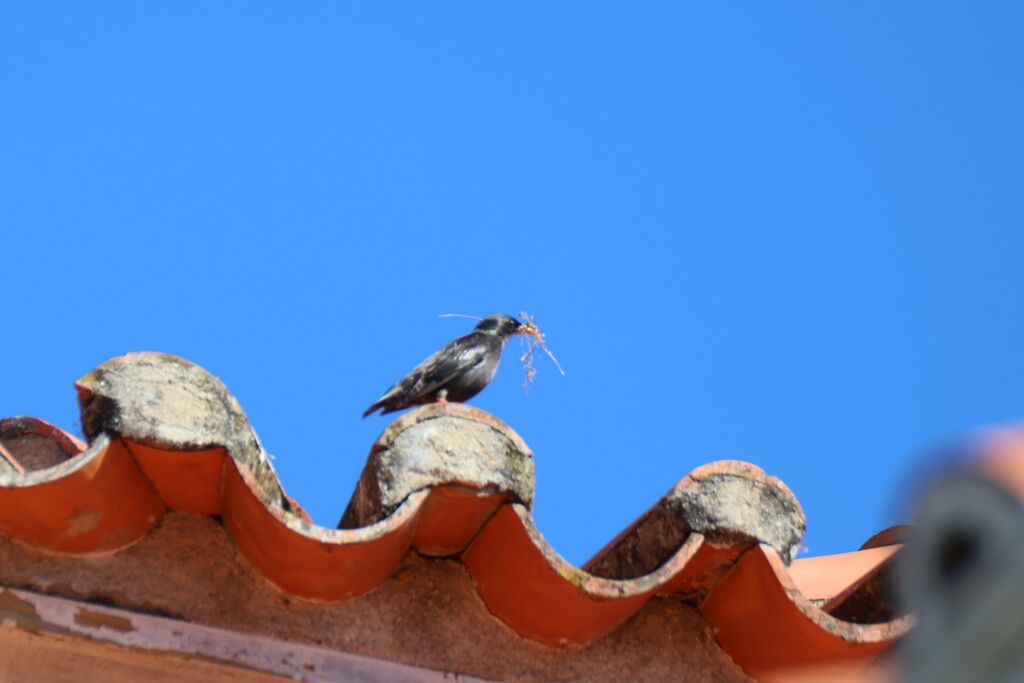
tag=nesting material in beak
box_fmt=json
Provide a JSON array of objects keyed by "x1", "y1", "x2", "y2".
[{"x1": 517, "y1": 311, "x2": 566, "y2": 390}]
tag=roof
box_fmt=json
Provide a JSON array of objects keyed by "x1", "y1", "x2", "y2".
[{"x1": 0, "y1": 352, "x2": 911, "y2": 682}]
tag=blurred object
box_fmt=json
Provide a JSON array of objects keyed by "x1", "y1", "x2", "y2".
[{"x1": 899, "y1": 430, "x2": 1024, "y2": 683}]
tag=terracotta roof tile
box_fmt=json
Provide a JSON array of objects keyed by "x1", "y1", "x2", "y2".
[
  {"x1": 0, "y1": 352, "x2": 910, "y2": 680},
  {"x1": 789, "y1": 546, "x2": 900, "y2": 603}
]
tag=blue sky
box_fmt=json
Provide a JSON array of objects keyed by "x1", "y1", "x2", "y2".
[{"x1": 2, "y1": 3, "x2": 1022, "y2": 562}]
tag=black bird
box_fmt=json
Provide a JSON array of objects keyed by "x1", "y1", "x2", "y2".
[{"x1": 363, "y1": 313, "x2": 526, "y2": 417}]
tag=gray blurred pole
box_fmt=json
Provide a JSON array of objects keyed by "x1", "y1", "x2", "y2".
[{"x1": 900, "y1": 474, "x2": 1024, "y2": 683}]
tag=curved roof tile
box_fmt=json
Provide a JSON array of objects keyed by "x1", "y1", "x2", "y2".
[{"x1": 0, "y1": 352, "x2": 910, "y2": 678}]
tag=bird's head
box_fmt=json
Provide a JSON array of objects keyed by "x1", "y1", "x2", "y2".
[{"x1": 475, "y1": 313, "x2": 525, "y2": 339}]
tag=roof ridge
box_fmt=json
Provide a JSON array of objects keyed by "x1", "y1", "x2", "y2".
[{"x1": 0, "y1": 352, "x2": 910, "y2": 675}]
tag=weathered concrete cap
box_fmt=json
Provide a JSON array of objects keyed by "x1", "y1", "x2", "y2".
[
  {"x1": 676, "y1": 461, "x2": 805, "y2": 556},
  {"x1": 75, "y1": 352, "x2": 287, "y2": 508},
  {"x1": 340, "y1": 403, "x2": 534, "y2": 529},
  {"x1": 586, "y1": 460, "x2": 806, "y2": 579}
]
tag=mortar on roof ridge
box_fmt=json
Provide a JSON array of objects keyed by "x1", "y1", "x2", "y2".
[{"x1": 76, "y1": 352, "x2": 288, "y2": 511}]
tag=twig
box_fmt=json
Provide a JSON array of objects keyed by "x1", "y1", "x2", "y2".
[{"x1": 517, "y1": 311, "x2": 566, "y2": 391}]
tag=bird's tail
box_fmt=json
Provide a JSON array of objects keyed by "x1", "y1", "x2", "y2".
[{"x1": 364, "y1": 386, "x2": 401, "y2": 418}]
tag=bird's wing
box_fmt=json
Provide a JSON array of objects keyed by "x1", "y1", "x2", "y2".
[
  {"x1": 375, "y1": 333, "x2": 489, "y2": 406},
  {"x1": 411, "y1": 335, "x2": 491, "y2": 397}
]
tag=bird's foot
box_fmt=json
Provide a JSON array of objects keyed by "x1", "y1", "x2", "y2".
[{"x1": 436, "y1": 389, "x2": 449, "y2": 404}]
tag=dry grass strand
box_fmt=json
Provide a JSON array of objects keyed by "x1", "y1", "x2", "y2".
[
  {"x1": 517, "y1": 310, "x2": 565, "y2": 391},
  {"x1": 439, "y1": 313, "x2": 483, "y2": 321}
]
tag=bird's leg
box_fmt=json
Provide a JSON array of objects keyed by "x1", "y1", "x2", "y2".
[{"x1": 436, "y1": 389, "x2": 449, "y2": 404}]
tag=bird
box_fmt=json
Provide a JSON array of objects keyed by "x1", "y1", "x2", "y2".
[{"x1": 363, "y1": 313, "x2": 526, "y2": 417}]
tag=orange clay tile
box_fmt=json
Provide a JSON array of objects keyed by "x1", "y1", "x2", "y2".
[
  {"x1": 0, "y1": 433, "x2": 164, "y2": 553},
  {"x1": 0, "y1": 351, "x2": 913, "y2": 679},
  {"x1": 789, "y1": 545, "x2": 900, "y2": 602},
  {"x1": 464, "y1": 502, "x2": 657, "y2": 645},
  {"x1": 702, "y1": 545, "x2": 913, "y2": 678},
  {"x1": 0, "y1": 416, "x2": 86, "y2": 456},
  {"x1": 973, "y1": 427, "x2": 1024, "y2": 498},
  {"x1": 859, "y1": 525, "x2": 910, "y2": 550},
  {"x1": 220, "y1": 461, "x2": 423, "y2": 600},
  {"x1": 412, "y1": 486, "x2": 511, "y2": 557},
  {"x1": 125, "y1": 441, "x2": 227, "y2": 515}
]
